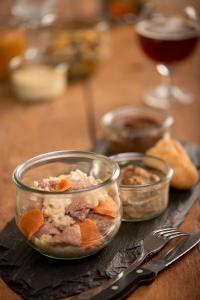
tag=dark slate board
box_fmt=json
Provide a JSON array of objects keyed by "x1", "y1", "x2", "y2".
[{"x1": 0, "y1": 141, "x2": 200, "y2": 300}]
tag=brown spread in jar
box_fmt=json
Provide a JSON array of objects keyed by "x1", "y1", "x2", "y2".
[
  {"x1": 120, "y1": 165, "x2": 160, "y2": 185},
  {"x1": 122, "y1": 117, "x2": 160, "y2": 130},
  {"x1": 108, "y1": 116, "x2": 163, "y2": 154}
]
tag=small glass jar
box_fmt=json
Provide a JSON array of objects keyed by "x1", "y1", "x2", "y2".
[
  {"x1": 41, "y1": 17, "x2": 110, "y2": 80},
  {"x1": 110, "y1": 153, "x2": 173, "y2": 222},
  {"x1": 9, "y1": 53, "x2": 67, "y2": 102},
  {"x1": 13, "y1": 150, "x2": 121, "y2": 259},
  {"x1": 101, "y1": 106, "x2": 174, "y2": 154}
]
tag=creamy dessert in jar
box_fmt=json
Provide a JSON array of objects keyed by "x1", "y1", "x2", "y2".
[
  {"x1": 11, "y1": 63, "x2": 67, "y2": 102},
  {"x1": 18, "y1": 169, "x2": 120, "y2": 258}
]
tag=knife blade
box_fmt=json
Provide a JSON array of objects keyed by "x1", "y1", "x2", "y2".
[{"x1": 71, "y1": 230, "x2": 200, "y2": 300}]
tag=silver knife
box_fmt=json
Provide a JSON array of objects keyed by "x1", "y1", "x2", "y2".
[{"x1": 71, "y1": 230, "x2": 200, "y2": 300}]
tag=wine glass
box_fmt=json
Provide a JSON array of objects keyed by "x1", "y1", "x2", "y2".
[
  {"x1": 9, "y1": 0, "x2": 57, "y2": 62},
  {"x1": 135, "y1": 0, "x2": 200, "y2": 109},
  {"x1": 10, "y1": 0, "x2": 57, "y2": 23}
]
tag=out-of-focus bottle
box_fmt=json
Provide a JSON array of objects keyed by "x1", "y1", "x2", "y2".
[
  {"x1": 103, "y1": 0, "x2": 145, "y2": 23},
  {"x1": 0, "y1": 21, "x2": 26, "y2": 81}
]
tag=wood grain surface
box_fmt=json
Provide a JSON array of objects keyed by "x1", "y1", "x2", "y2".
[{"x1": 0, "y1": 25, "x2": 200, "y2": 300}]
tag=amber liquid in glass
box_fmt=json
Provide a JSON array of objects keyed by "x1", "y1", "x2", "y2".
[
  {"x1": 136, "y1": 16, "x2": 199, "y2": 64},
  {"x1": 0, "y1": 28, "x2": 26, "y2": 80}
]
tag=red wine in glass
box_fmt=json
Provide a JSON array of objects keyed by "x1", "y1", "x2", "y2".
[
  {"x1": 136, "y1": 16, "x2": 199, "y2": 63},
  {"x1": 135, "y1": 16, "x2": 199, "y2": 108}
]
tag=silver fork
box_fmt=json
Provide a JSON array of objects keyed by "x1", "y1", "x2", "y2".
[
  {"x1": 71, "y1": 227, "x2": 189, "y2": 300},
  {"x1": 133, "y1": 227, "x2": 189, "y2": 269}
]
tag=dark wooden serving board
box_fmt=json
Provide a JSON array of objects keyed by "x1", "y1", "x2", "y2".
[{"x1": 0, "y1": 141, "x2": 199, "y2": 300}]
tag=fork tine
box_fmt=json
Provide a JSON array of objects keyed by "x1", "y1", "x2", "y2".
[
  {"x1": 154, "y1": 228, "x2": 189, "y2": 238},
  {"x1": 154, "y1": 227, "x2": 177, "y2": 232},
  {"x1": 163, "y1": 232, "x2": 189, "y2": 238},
  {"x1": 154, "y1": 228, "x2": 178, "y2": 234},
  {"x1": 158, "y1": 229, "x2": 183, "y2": 236},
  {"x1": 157, "y1": 230, "x2": 185, "y2": 237}
]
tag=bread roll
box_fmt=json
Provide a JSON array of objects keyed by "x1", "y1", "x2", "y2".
[{"x1": 147, "y1": 139, "x2": 199, "y2": 190}]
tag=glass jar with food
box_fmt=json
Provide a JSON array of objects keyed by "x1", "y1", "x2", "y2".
[
  {"x1": 13, "y1": 150, "x2": 121, "y2": 259},
  {"x1": 111, "y1": 153, "x2": 173, "y2": 221},
  {"x1": 41, "y1": 17, "x2": 110, "y2": 80},
  {"x1": 101, "y1": 106, "x2": 174, "y2": 154}
]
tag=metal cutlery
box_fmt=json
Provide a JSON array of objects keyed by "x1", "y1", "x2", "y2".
[
  {"x1": 90, "y1": 230, "x2": 200, "y2": 300},
  {"x1": 71, "y1": 227, "x2": 188, "y2": 300},
  {"x1": 135, "y1": 227, "x2": 188, "y2": 265}
]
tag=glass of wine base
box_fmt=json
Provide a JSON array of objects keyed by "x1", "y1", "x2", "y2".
[{"x1": 136, "y1": 2, "x2": 199, "y2": 108}]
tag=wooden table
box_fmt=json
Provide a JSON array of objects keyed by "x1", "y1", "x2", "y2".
[{"x1": 0, "y1": 25, "x2": 200, "y2": 300}]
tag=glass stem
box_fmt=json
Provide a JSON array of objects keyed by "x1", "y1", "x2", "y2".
[{"x1": 157, "y1": 64, "x2": 172, "y2": 99}]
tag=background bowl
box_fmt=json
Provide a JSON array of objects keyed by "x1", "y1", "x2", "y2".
[{"x1": 101, "y1": 106, "x2": 174, "y2": 154}]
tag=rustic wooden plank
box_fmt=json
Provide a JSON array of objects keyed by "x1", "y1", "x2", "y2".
[{"x1": 0, "y1": 24, "x2": 199, "y2": 300}]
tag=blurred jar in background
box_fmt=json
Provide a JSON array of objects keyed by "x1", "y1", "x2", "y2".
[
  {"x1": 0, "y1": 21, "x2": 26, "y2": 81},
  {"x1": 42, "y1": 18, "x2": 110, "y2": 81},
  {"x1": 10, "y1": 53, "x2": 67, "y2": 102},
  {"x1": 42, "y1": 0, "x2": 111, "y2": 81}
]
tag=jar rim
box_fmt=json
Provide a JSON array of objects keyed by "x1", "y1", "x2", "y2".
[
  {"x1": 110, "y1": 152, "x2": 173, "y2": 189},
  {"x1": 13, "y1": 150, "x2": 120, "y2": 194},
  {"x1": 101, "y1": 106, "x2": 174, "y2": 136}
]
